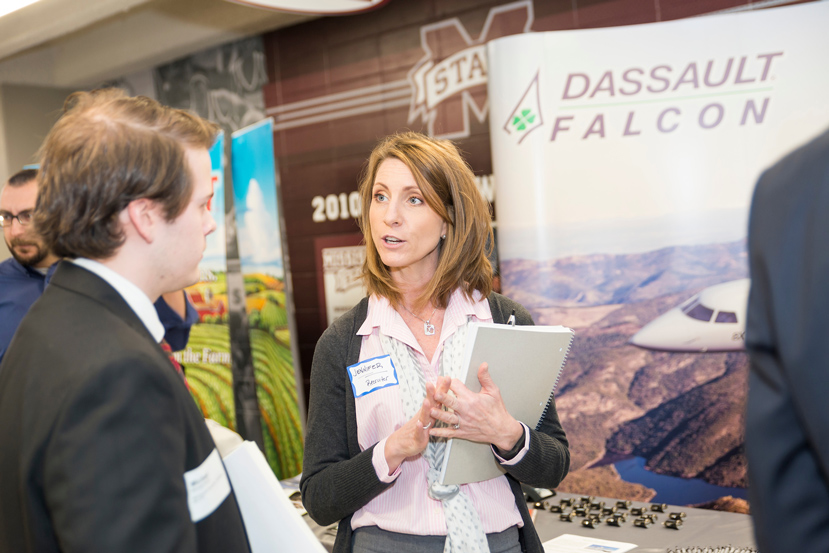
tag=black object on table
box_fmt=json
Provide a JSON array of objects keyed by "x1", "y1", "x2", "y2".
[{"x1": 532, "y1": 491, "x2": 755, "y2": 552}]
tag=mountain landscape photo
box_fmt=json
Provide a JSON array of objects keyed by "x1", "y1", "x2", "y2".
[{"x1": 501, "y1": 239, "x2": 750, "y2": 511}]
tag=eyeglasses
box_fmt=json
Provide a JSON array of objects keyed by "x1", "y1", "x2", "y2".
[{"x1": 0, "y1": 210, "x2": 34, "y2": 228}]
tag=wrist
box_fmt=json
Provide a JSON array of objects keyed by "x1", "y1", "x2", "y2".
[
  {"x1": 494, "y1": 420, "x2": 524, "y2": 452},
  {"x1": 384, "y1": 434, "x2": 404, "y2": 475}
]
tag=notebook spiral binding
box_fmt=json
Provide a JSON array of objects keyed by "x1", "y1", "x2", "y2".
[{"x1": 536, "y1": 327, "x2": 574, "y2": 431}]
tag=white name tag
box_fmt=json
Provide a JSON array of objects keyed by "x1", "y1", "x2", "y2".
[
  {"x1": 184, "y1": 448, "x2": 231, "y2": 522},
  {"x1": 348, "y1": 355, "x2": 399, "y2": 397}
]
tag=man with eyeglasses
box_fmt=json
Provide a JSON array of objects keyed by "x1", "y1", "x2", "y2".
[{"x1": 0, "y1": 169, "x2": 59, "y2": 362}]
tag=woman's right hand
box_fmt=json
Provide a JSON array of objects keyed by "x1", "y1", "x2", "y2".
[{"x1": 383, "y1": 381, "x2": 437, "y2": 474}]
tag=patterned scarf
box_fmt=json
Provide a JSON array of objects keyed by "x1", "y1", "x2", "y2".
[{"x1": 379, "y1": 322, "x2": 490, "y2": 553}]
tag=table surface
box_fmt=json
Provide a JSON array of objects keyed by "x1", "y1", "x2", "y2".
[
  {"x1": 533, "y1": 492, "x2": 755, "y2": 552},
  {"x1": 302, "y1": 491, "x2": 756, "y2": 552}
]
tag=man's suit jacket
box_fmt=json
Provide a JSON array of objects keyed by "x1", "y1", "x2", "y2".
[
  {"x1": 0, "y1": 262, "x2": 250, "y2": 553},
  {"x1": 745, "y1": 127, "x2": 829, "y2": 553}
]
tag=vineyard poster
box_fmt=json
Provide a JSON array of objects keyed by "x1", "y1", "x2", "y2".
[
  {"x1": 231, "y1": 119, "x2": 304, "y2": 479},
  {"x1": 178, "y1": 134, "x2": 238, "y2": 432}
]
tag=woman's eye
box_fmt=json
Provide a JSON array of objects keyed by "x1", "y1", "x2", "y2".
[
  {"x1": 373, "y1": 193, "x2": 387, "y2": 202},
  {"x1": 408, "y1": 197, "x2": 423, "y2": 205}
]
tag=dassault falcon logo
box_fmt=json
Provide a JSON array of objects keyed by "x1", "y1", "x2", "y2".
[
  {"x1": 407, "y1": 0, "x2": 534, "y2": 139},
  {"x1": 503, "y1": 71, "x2": 544, "y2": 144}
]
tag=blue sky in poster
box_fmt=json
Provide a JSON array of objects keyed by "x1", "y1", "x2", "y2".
[
  {"x1": 231, "y1": 119, "x2": 284, "y2": 278},
  {"x1": 201, "y1": 133, "x2": 227, "y2": 273}
]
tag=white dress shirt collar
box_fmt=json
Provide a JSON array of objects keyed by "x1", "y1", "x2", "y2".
[{"x1": 70, "y1": 258, "x2": 165, "y2": 343}]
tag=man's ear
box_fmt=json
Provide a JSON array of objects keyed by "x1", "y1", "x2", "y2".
[{"x1": 124, "y1": 198, "x2": 160, "y2": 243}]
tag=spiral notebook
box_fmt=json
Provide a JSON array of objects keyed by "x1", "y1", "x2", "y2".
[{"x1": 438, "y1": 322, "x2": 574, "y2": 486}]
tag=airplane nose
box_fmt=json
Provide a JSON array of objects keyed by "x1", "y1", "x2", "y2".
[
  {"x1": 629, "y1": 322, "x2": 663, "y2": 349},
  {"x1": 629, "y1": 310, "x2": 700, "y2": 351}
]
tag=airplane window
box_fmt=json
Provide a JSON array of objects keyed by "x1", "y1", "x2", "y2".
[
  {"x1": 682, "y1": 298, "x2": 700, "y2": 314},
  {"x1": 679, "y1": 295, "x2": 700, "y2": 311},
  {"x1": 686, "y1": 303, "x2": 714, "y2": 322},
  {"x1": 715, "y1": 311, "x2": 738, "y2": 323}
]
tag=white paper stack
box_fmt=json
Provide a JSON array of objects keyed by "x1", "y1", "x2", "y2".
[{"x1": 223, "y1": 441, "x2": 326, "y2": 553}]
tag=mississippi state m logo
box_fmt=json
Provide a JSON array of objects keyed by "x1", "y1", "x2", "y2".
[{"x1": 408, "y1": 0, "x2": 534, "y2": 139}]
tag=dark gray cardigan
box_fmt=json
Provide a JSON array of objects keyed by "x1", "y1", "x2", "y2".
[{"x1": 300, "y1": 292, "x2": 570, "y2": 553}]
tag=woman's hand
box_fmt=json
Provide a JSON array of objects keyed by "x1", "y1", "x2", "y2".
[
  {"x1": 429, "y1": 363, "x2": 524, "y2": 452},
  {"x1": 384, "y1": 381, "x2": 438, "y2": 474}
]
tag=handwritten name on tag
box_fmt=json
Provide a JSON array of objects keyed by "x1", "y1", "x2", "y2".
[
  {"x1": 347, "y1": 355, "x2": 399, "y2": 397},
  {"x1": 184, "y1": 448, "x2": 231, "y2": 522}
]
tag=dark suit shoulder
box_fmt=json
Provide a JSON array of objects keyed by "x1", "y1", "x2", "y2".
[
  {"x1": 755, "y1": 127, "x2": 829, "y2": 201},
  {"x1": 0, "y1": 262, "x2": 249, "y2": 553}
]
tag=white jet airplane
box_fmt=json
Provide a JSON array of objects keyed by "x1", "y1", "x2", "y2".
[{"x1": 629, "y1": 278, "x2": 749, "y2": 353}]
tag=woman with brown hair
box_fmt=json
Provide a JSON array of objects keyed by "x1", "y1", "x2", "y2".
[{"x1": 300, "y1": 132, "x2": 569, "y2": 553}]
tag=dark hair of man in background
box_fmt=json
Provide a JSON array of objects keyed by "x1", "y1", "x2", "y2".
[{"x1": 5, "y1": 168, "x2": 38, "y2": 188}]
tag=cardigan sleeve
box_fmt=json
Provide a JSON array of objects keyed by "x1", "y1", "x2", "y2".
[{"x1": 299, "y1": 303, "x2": 392, "y2": 526}]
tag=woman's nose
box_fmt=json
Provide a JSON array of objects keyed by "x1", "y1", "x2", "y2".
[{"x1": 384, "y1": 200, "x2": 401, "y2": 226}]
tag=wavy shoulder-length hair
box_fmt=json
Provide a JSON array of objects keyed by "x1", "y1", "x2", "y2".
[{"x1": 358, "y1": 131, "x2": 493, "y2": 309}]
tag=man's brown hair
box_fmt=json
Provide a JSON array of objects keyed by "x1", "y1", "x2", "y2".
[
  {"x1": 358, "y1": 131, "x2": 493, "y2": 310},
  {"x1": 35, "y1": 89, "x2": 219, "y2": 259}
]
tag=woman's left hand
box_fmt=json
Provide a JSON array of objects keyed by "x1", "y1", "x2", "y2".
[{"x1": 428, "y1": 362, "x2": 524, "y2": 451}]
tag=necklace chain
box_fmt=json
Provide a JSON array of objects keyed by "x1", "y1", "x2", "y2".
[{"x1": 402, "y1": 304, "x2": 438, "y2": 336}]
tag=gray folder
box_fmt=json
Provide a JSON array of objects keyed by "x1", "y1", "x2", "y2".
[{"x1": 439, "y1": 322, "x2": 574, "y2": 485}]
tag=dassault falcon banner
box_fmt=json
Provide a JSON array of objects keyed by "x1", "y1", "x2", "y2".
[{"x1": 488, "y1": 2, "x2": 829, "y2": 508}]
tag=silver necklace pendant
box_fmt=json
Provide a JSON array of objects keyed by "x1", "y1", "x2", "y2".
[{"x1": 403, "y1": 304, "x2": 438, "y2": 336}]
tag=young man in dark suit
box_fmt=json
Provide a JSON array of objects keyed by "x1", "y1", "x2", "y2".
[{"x1": 0, "y1": 89, "x2": 250, "y2": 553}]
